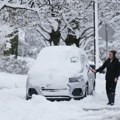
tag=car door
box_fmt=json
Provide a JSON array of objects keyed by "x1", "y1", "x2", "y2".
[
  {"x1": 80, "y1": 55, "x2": 88, "y2": 82},
  {"x1": 84, "y1": 59, "x2": 94, "y2": 93}
]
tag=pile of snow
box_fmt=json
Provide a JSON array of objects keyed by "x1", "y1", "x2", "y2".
[
  {"x1": 29, "y1": 46, "x2": 85, "y2": 88},
  {"x1": 0, "y1": 72, "x2": 27, "y2": 89}
]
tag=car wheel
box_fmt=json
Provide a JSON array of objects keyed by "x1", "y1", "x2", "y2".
[
  {"x1": 26, "y1": 94, "x2": 31, "y2": 100},
  {"x1": 26, "y1": 88, "x2": 38, "y2": 100},
  {"x1": 93, "y1": 80, "x2": 96, "y2": 91}
]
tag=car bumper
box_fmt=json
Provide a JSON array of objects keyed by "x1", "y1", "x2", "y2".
[{"x1": 27, "y1": 81, "x2": 86, "y2": 100}]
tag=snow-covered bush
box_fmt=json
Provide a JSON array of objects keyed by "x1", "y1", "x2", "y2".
[{"x1": 0, "y1": 56, "x2": 35, "y2": 74}]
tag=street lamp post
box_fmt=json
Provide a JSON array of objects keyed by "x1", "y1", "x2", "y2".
[
  {"x1": 93, "y1": 0, "x2": 99, "y2": 70},
  {"x1": 95, "y1": 0, "x2": 99, "y2": 70},
  {"x1": 93, "y1": 1, "x2": 96, "y2": 68},
  {"x1": 105, "y1": 23, "x2": 108, "y2": 58}
]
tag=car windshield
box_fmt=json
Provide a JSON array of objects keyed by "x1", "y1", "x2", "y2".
[{"x1": 36, "y1": 47, "x2": 83, "y2": 73}]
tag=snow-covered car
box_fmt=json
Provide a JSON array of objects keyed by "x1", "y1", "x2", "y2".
[{"x1": 26, "y1": 46, "x2": 95, "y2": 100}]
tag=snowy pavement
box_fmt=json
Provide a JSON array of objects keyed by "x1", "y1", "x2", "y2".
[{"x1": 0, "y1": 72, "x2": 120, "y2": 120}]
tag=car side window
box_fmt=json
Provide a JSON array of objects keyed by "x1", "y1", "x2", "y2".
[
  {"x1": 81, "y1": 55, "x2": 90, "y2": 71},
  {"x1": 80, "y1": 55, "x2": 85, "y2": 71}
]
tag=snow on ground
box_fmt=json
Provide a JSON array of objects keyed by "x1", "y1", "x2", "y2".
[{"x1": 0, "y1": 72, "x2": 120, "y2": 120}]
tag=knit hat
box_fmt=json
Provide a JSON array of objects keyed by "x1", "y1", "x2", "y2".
[{"x1": 110, "y1": 50, "x2": 117, "y2": 58}]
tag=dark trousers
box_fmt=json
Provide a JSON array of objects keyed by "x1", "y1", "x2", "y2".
[
  {"x1": 106, "y1": 80, "x2": 117, "y2": 104},
  {"x1": 106, "y1": 80, "x2": 117, "y2": 95}
]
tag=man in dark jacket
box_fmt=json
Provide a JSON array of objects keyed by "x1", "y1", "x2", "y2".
[{"x1": 92, "y1": 50, "x2": 120, "y2": 105}]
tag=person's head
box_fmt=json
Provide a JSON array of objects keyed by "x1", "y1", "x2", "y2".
[{"x1": 109, "y1": 50, "x2": 117, "y2": 60}]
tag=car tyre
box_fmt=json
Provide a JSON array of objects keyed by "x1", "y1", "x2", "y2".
[
  {"x1": 26, "y1": 94, "x2": 31, "y2": 100},
  {"x1": 93, "y1": 80, "x2": 96, "y2": 91}
]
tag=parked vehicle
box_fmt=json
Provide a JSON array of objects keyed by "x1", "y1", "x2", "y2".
[{"x1": 26, "y1": 46, "x2": 95, "y2": 100}]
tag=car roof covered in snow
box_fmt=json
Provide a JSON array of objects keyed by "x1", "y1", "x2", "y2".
[
  {"x1": 37, "y1": 46, "x2": 86, "y2": 58},
  {"x1": 29, "y1": 46, "x2": 88, "y2": 72}
]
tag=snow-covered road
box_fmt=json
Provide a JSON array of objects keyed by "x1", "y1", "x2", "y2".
[{"x1": 0, "y1": 72, "x2": 120, "y2": 120}]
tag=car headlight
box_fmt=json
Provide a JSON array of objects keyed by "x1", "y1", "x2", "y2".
[{"x1": 69, "y1": 76, "x2": 84, "y2": 83}]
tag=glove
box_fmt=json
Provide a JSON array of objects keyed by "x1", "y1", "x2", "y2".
[
  {"x1": 91, "y1": 69, "x2": 96, "y2": 73},
  {"x1": 114, "y1": 78, "x2": 118, "y2": 82}
]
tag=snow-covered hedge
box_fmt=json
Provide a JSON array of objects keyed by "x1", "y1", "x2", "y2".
[{"x1": 0, "y1": 56, "x2": 35, "y2": 74}]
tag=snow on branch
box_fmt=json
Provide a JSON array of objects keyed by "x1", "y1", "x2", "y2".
[
  {"x1": 0, "y1": 0, "x2": 10, "y2": 10},
  {"x1": 0, "y1": 2, "x2": 37, "y2": 12}
]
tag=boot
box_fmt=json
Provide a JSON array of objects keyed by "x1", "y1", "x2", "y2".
[
  {"x1": 107, "y1": 93, "x2": 115, "y2": 106},
  {"x1": 110, "y1": 93, "x2": 115, "y2": 106},
  {"x1": 107, "y1": 94, "x2": 111, "y2": 105}
]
